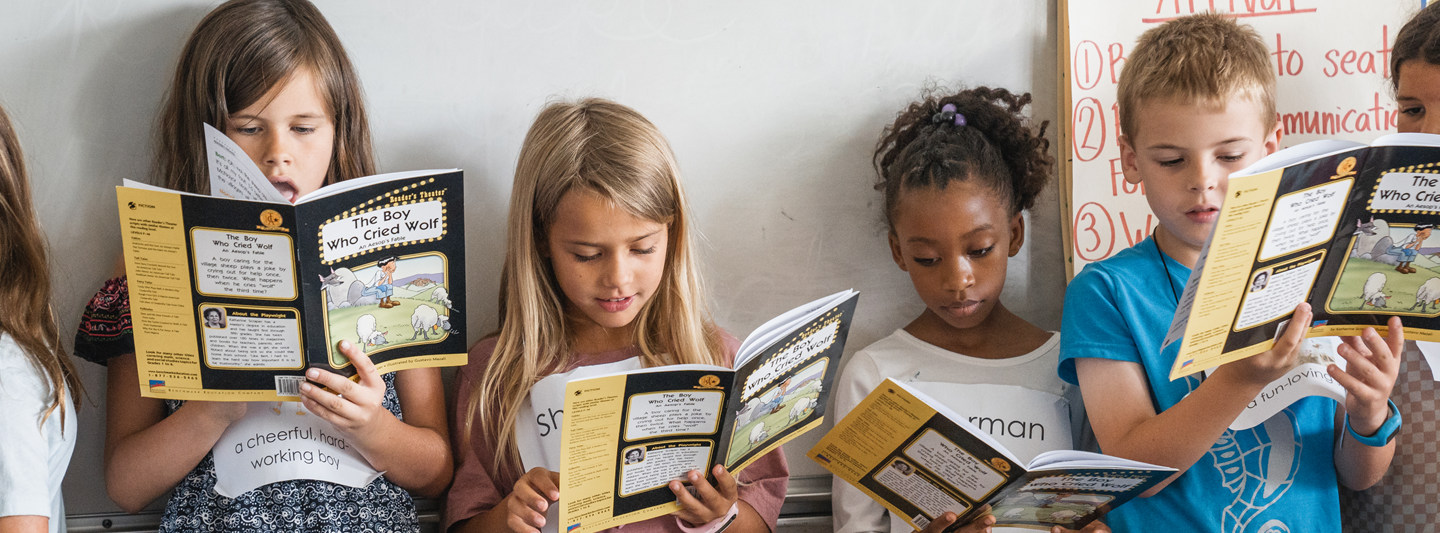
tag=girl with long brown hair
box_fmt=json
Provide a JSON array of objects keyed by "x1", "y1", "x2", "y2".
[
  {"x1": 72, "y1": 1, "x2": 449, "y2": 530},
  {"x1": 0, "y1": 101, "x2": 84, "y2": 533},
  {"x1": 445, "y1": 98, "x2": 789, "y2": 533}
]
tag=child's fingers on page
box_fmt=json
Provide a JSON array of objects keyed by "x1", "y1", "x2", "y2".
[
  {"x1": 299, "y1": 395, "x2": 342, "y2": 426},
  {"x1": 1328, "y1": 363, "x2": 1379, "y2": 402},
  {"x1": 337, "y1": 340, "x2": 384, "y2": 389},
  {"x1": 669, "y1": 480, "x2": 711, "y2": 523},
  {"x1": 1273, "y1": 304, "x2": 1312, "y2": 353},
  {"x1": 304, "y1": 366, "x2": 358, "y2": 398},
  {"x1": 1385, "y1": 316, "x2": 1406, "y2": 356},
  {"x1": 711, "y1": 465, "x2": 738, "y2": 497},
  {"x1": 919, "y1": 512, "x2": 958, "y2": 533},
  {"x1": 523, "y1": 467, "x2": 560, "y2": 501},
  {"x1": 686, "y1": 470, "x2": 724, "y2": 507}
]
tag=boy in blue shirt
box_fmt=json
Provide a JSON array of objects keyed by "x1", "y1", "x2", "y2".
[{"x1": 1059, "y1": 14, "x2": 1404, "y2": 533}]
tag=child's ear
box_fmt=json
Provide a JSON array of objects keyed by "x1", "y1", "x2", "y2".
[
  {"x1": 1118, "y1": 134, "x2": 1143, "y2": 185},
  {"x1": 1008, "y1": 211, "x2": 1026, "y2": 257},
  {"x1": 887, "y1": 231, "x2": 909, "y2": 272},
  {"x1": 1264, "y1": 122, "x2": 1283, "y2": 156}
]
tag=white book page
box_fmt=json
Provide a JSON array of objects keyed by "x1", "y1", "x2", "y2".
[
  {"x1": 204, "y1": 124, "x2": 288, "y2": 203},
  {"x1": 572, "y1": 363, "x2": 730, "y2": 382},
  {"x1": 1371, "y1": 132, "x2": 1440, "y2": 147},
  {"x1": 1231, "y1": 139, "x2": 1366, "y2": 178},
  {"x1": 1026, "y1": 449, "x2": 1171, "y2": 472},
  {"x1": 294, "y1": 169, "x2": 460, "y2": 204},
  {"x1": 735, "y1": 289, "x2": 856, "y2": 367},
  {"x1": 122, "y1": 179, "x2": 205, "y2": 197}
]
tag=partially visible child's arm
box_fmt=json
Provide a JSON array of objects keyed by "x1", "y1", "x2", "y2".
[
  {"x1": 1329, "y1": 318, "x2": 1403, "y2": 491},
  {"x1": 300, "y1": 341, "x2": 453, "y2": 497},
  {"x1": 103, "y1": 354, "x2": 247, "y2": 513},
  {"x1": 1076, "y1": 304, "x2": 1315, "y2": 493}
]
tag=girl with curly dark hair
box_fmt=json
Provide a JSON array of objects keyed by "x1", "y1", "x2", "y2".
[{"x1": 832, "y1": 86, "x2": 1104, "y2": 533}]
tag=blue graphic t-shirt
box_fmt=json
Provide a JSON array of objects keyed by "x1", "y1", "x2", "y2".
[{"x1": 1059, "y1": 238, "x2": 1339, "y2": 533}]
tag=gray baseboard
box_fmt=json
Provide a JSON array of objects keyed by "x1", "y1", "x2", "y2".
[{"x1": 65, "y1": 478, "x2": 835, "y2": 533}]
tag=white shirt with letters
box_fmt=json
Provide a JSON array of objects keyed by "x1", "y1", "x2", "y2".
[{"x1": 831, "y1": 330, "x2": 1089, "y2": 533}]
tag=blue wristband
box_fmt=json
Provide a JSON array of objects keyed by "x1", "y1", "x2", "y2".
[{"x1": 1345, "y1": 399, "x2": 1401, "y2": 447}]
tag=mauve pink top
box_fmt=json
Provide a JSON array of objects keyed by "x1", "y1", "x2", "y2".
[{"x1": 444, "y1": 335, "x2": 790, "y2": 532}]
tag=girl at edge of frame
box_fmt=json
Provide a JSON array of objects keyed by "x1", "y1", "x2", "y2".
[
  {"x1": 444, "y1": 98, "x2": 789, "y2": 533},
  {"x1": 829, "y1": 86, "x2": 1106, "y2": 533},
  {"x1": 1338, "y1": 3, "x2": 1440, "y2": 530},
  {"x1": 73, "y1": 0, "x2": 451, "y2": 529},
  {"x1": 0, "y1": 102, "x2": 85, "y2": 533}
]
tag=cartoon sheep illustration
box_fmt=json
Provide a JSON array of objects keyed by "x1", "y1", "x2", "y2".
[
  {"x1": 430, "y1": 286, "x2": 453, "y2": 310},
  {"x1": 1361, "y1": 272, "x2": 1390, "y2": 309},
  {"x1": 409, "y1": 305, "x2": 454, "y2": 340},
  {"x1": 1411, "y1": 277, "x2": 1440, "y2": 312},
  {"x1": 748, "y1": 422, "x2": 769, "y2": 447},
  {"x1": 355, "y1": 314, "x2": 388, "y2": 350},
  {"x1": 788, "y1": 396, "x2": 818, "y2": 423}
]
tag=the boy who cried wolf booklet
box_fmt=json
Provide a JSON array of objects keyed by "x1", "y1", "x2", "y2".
[
  {"x1": 115, "y1": 124, "x2": 465, "y2": 401},
  {"x1": 557, "y1": 290, "x2": 859, "y2": 533},
  {"x1": 810, "y1": 379, "x2": 1173, "y2": 532},
  {"x1": 1166, "y1": 133, "x2": 1440, "y2": 381}
]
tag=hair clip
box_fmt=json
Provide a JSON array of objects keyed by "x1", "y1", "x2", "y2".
[{"x1": 931, "y1": 104, "x2": 967, "y2": 126}]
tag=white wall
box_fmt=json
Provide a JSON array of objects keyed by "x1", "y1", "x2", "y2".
[{"x1": 0, "y1": 0, "x2": 1062, "y2": 516}]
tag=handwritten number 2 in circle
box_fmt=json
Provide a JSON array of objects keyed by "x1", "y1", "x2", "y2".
[{"x1": 1072, "y1": 98, "x2": 1106, "y2": 162}]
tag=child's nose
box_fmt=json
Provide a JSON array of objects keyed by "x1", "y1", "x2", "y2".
[
  {"x1": 599, "y1": 255, "x2": 633, "y2": 288},
  {"x1": 262, "y1": 130, "x2": 293, "y2": 167},
  {"x1": 1186, "y1": 164, "x2": 1222, "y2": 192},
  {"x1": 941, "y1": 259, "x2": 975, "y2": 293}
]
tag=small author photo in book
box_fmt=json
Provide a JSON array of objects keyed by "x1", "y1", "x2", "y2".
[
  {"x1": 624, "y1": 447, "x2": 645, "y2": 465},
  {"x1": 890, "y1": 459, "x2": 913, "y2": 476},
  {"x1": 203, "y1": 307, "x2": 227, "y2": 329},
  {"x1": 1250, "y1": 270, "x2": 1270, "y2": 292}
]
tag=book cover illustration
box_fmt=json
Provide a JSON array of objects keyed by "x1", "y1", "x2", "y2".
[
  {"x1": 117, "y1": 125, "x2": 466, "y2": 400},
  {"x1": 1165, "y1": 134, "x2": 1440, "y2": 380},
  {"x1": 558, "y1": 290, "x2": 858, "y2": 533},
  {"x1": 810, "y1": 379, "x2": 1172, "y2": 532}
]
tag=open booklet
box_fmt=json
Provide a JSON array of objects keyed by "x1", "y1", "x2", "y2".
[
  {"x1": 809, "y1": 379, "x2": 1173, "y2": 532},
  {"x1": 1165, "y1": 133, "x2": 1440, "y2": 381},
  {"x1": 557, "y1": 290, "x2": 859, "y2": 533},
  {"x1": 115, "y1": 124, "x2": 466, "y2": 401}
]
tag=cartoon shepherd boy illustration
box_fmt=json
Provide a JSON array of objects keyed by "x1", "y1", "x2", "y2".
[
  {"x1": 1392, "y1": 224, "x2": 1433, "y2": 274},
  {"x1": 363, "y1": 257, "x2": 399, "y2": 308}
]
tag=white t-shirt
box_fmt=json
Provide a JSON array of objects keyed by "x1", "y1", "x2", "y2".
[
  {"x1": 831, "y1": 329, "x2": 1090, "y2": 533},
  {"x1": 0, "y1": 334, "x2": 76, "y2": 533}
]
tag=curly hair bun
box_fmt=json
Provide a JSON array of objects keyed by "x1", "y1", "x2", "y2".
[{"x1": 873, "y1": 86, "x2": 1054, "y2": 227}]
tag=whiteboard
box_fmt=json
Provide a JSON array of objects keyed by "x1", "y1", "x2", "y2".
[
  {"x1": 1063, "y1": 0, "x2": 1427, "y2": 275},
  {"x1": 0, "y1": 0, "x2": 1064, "y2": 518}
]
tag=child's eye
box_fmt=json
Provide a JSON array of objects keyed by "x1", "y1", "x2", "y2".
[
  {"x1": 1157, "y1": 158, "x2": 1184, "y2": 168},
  {"x1": 1401, "y1": 105, "x2": 1424, "y2": 117},
  {"x1": 912, "y1": 257, "x2": 940, "y2": 266},
  {"x1": 1218, "y1": 154, "x2": 1245, "y2": 163},
  {"x1": 573, "y1": 253, "x2": 601, "y2": 263},
  {"x1": 234, "y1": 125, "x2": 262, "y2": 135},
  {"x1": 969, "y1": 246, "x2": 995, "y2": 258},
  {"x1": 633, "y1": 246, "x2": 657, "y2": 255},
  {"x1": 292, "y1": 126, "x2": 317, "y2": 134}
]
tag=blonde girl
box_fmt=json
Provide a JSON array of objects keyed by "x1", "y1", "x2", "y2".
[
  {"x1": 446, "y1": 98, "x2": 788, "y2": 533},
  {"x1": 0, "y1": 102, "x2": 84, "y2": 533},
  {"x1": 73, "y1": 1, "x2": 449, "y2": 530}
]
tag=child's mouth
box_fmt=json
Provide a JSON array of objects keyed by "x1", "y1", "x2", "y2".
[
  {"x1": 269, "y1": 177, "x2": 298, "y2": 203},
  {"x1": 1186, "y1": 205, "x2": 1219, "y2": 224},
  {"x1": 598, "y1": 296, "x2": 635, "y2": 313},
  {"x1": 942, "y1": 299, "x2": 983, "y2": 318}
]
